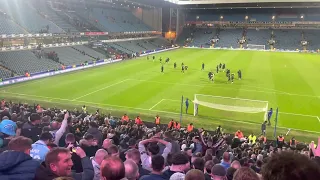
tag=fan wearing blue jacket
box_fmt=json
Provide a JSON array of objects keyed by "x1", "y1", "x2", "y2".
[
  {"x1": 30, "y1": 132, "x2": 53, "y2": 162},
  {"x1": 0, "y1": 136, "x2": 41, "y2": 180}
]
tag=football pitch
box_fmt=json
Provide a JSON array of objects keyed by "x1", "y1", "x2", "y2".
[{"x1": 1, "y1": 48, "x2": 320, "y2": 142}]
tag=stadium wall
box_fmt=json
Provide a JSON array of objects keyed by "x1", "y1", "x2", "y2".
[{"x1": 131, "y1": 8, "x2": 162, "y2": 31}]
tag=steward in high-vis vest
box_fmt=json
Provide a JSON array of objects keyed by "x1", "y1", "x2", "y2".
[
  {"x1": 187, "y1": 123, "x2": 194, "y2": 132},
  {"x1": 155, "y1": 115, "x2": 161, "y2": 125},
  {"x1": 121, "y1": 114, "x2": 129, "y2": 123},
  {"x1": 82, "y1": 105, "x2": 87, "y2": 113},
  {"x1": 168, "y1": 119, "x2": 175, "y2": 129},
  {"x1": 135, "y1": 116, "x2": 143, "y2": 125},
  {"x1": 175, "y1": 122, "x2": 181, "y2": 130},
  {"x1": 248, "y1": 133, "x2": 257, "y2": 144},
  {"x1": 277, "y1": 134, "x2": 285, "y2": 148}
]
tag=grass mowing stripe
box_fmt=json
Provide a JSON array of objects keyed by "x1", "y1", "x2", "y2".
[{"x1": 72, "y1": 79, "x2": 130, "y2": 101}]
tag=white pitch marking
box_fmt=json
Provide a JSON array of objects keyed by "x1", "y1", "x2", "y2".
[
  {"x1": 279, "y1": 112, "x2": 319, "y2": 118},
  {"x1": 317, "y1": 116, "x2": 320, "y2": 123},
  {"x1": 2, "y1": 91, "x2": 320, "y2": 134},
  {"x1": 72, "y1": 79, "x2": 129, "y2": 101},
  {"x1": 128, "y1": 78, "x2": 320, "y2": 99},
  {"x1": 2, "y1": 78, "x2": 47, "y2": 91},
  {"x1": 149, "y1": 99, "x2": 165, "y2": 110}
]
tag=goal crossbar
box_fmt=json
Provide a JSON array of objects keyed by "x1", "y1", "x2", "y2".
[
  {"x1": 247, "y1": 44, "x2": 265, "y2": 50},
  {"x1": 194, "y1": 94, "x2": 269, "y2": 103}
]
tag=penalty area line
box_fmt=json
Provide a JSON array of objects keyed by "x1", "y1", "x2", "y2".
[{"x1": 149, "y1": 99, "x2": 165, "y2": 110}]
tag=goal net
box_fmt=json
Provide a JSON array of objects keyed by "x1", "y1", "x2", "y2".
[
  {"x1": 247, "y1": 44, "x2": 265, "y2": 50},
  {"x1": 193, "y1": 94, "x2": 268, "y2": 121}
]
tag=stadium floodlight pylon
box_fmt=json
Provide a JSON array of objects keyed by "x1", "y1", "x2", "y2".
[
  {"x1": 247, "y1": 44, "x2": 266, "y2": 50},
  {"x1": 193, "y1": 94, "x2": 269, "y2": 121}
]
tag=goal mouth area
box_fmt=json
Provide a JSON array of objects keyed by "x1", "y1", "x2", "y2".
[
  {"x1": 193, "y1": 94, "x2": 269, "y2": 119},
  {"x1": 193, "y1": 100, "x2": 267, "y2": 113}
]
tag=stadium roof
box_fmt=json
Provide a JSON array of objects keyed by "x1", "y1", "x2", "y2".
[
  {"x1": 126, "y1": 0, "x2": 320, "y2": 9},
  {"x1": 165, "y1": 0, "x2": 320, "y2": 5}
]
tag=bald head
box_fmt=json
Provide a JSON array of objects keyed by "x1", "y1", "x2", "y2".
[
  {"x1": 124, "y1": 160, "x2": 139, "y2": 180},
  {"x1": 103, "y1": 139, "x2": 113, "y2": 149},
  {"x1": 94, "y1": 149, "x2": 108, "y2": 165},
  {"x1": 101, "y1": 156, "x2": 125, "y2": 180},
  {"x1": 231, "y1": 160, "x2": 241, "y2": 169},
  {"x1": 223, "y1": 152, "x2": 230, "y2": 162},
  {"x1": 257, "y1": 154, "x2": 263, "y2": 161}
]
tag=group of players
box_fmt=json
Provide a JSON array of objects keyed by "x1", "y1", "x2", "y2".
[
  {"x1": 208, "y1": 63, "x2": 242, "y2": 83},
  {"x1": 148, "y1": 55, "x2": 242, "y2": 83}
]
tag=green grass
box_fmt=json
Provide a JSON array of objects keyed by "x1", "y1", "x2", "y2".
[{"x1": 1, "y1": 48, "x2": 320, "y2": 142}]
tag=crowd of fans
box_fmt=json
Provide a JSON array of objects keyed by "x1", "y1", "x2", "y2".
[{"x1": 0, "y1": 99, "x2": 320, "y2": 180}]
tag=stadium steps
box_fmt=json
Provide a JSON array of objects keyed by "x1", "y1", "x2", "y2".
[
  {"x1": 70, "y1": 46, "x2": 106, "y2": 60},
  {"x1": 0, "y1": 16, "x2": 29, "y2": 34},
  {"x1": 74, "y1": 10, "x2": 107, "y2": 32},
  {"x1": 71, "y1": 46, "x2": 97, "y2": 60},
  {"x1": 44, "y1": 56, "x2": 63, "y2": 66},
  {"x1": 114, "y1": 43, "x2": 135, "y2": 53},
  {"x1": 136, "y1": 42, "x2": 148, "y2": 51},
  {"x1": 42, "y1": 11, "x2": 78, "y2": 33},
  {"x1": 84, "y1": 45, "x2": 111, "y2": 58},
  {"x1": 0, "y1": 63, "x2": 13, "y2": 74},
  {"x1": 63, "y1": 12, "x2": 100, "y2": 32},
  {"x1": 107, "y1": 47, "x2": 122, "y2": 55}
]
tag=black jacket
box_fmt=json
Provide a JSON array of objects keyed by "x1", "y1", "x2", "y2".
[
  {"x1": 21, "y1": 122, "x2": 42, "y2": 143},
  {"x1": 34, "y1": 156, "x2": 94, "y2": 180},
  {"x1": 71, "y1": 145, "x2": 99, "y2": 173},
  {"x1": 86, "y1": 128, "x2": 103, "y2": 146}
]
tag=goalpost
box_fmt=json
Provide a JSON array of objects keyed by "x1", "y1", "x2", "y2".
[
  {"x1": 193, "y1": 94, "x2": 269, "y2": 122},
  {"x1": 247, "y1": 44, "x2": 266, "y2": 50}
]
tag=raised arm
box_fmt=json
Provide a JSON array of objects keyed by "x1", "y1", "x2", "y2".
[{"x1": 54, "y1": 113, "x2": 69, "y2": 145}]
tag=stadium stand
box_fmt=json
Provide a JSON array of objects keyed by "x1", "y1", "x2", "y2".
[
  {"x1": 246, "y1": 29, "x2": 270, "y2": 49},
  {"x1": 31, "y1": 0, "x2": 79, "y2": 33},
  {"x1": 0, "y1": 15, "x2": 26, "y2": 35},
  {"x1": 62, "y1": 11, "x2": 99, "y2": 32},
  {"x1": 188, "y1": 29, "x2": 214, "y2": 47},
  {"x1": 176, "y1": 27, "x2": 193, "y2": 45},
  {"x1": 0, "y1": 51, "x2": 61, "y2": 74},
  {"x1": 216, "y1": 29, "x2": 243, "y2": 48},
  {"x1": 107, "y1": 38, "x2": 170, "y2": 54},
  {"x1": 42, "y1": 46, "x2": 104, "y2": 66},
  {"x1": 71, "y1": 45, "x2": 105, "y2": 60},
  {"x1": 304, "y1": 30, "x2": 320, "y2": 50},
  {"x1": 0, "y1": 0, "x2": 64, "y2": 33},
  {"x1": 274, "y1": 29, "x2": 301, "y2": 50},
  {"x1": 0, "y1": 66, "x2": 11, "y2": 79},
  {"x1": 75, "y1": 7, "x2": 151, "y2": 32}
]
